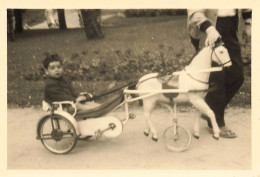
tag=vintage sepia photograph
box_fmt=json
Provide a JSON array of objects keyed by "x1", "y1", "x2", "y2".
[
  {"x1": 2, "y1": 0, "x2": 260, "y2": 176},
  {"x1": 6, "y1": 8, "x2": 252, "y2": 170}
]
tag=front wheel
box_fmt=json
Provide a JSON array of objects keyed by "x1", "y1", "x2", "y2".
[
  {"x1": 38, "y1": 114, "x2": 78, "y2": 154},
  {"x1": 163, "y1": 125, "x2": 191, "y2": 152}
]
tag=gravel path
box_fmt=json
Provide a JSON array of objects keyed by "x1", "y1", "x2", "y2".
[{"x1": 7, "y1": 107, "x2": 251, "y2": 170}]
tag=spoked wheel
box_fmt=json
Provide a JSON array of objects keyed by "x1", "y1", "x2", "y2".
[
  {"x1": 163, "y1": 125, "x2": 191, "y2": 152},
  {"x1": 39, "y1": 115, "x2": 78, "y2": 154}
]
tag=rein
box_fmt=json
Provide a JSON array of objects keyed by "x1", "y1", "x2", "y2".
[
  {"x1": 185, "y1": 69, "x2": 210, "y2": 85},
  {"x1": 85, "y1": 81, "x2": 137, "y2": 101},
  {"x1": 136, "y1": 65, "x2": 223, "y2": 88},
  {"x1": 184, "y1": 66, "x2": 223, "y2": 85}
]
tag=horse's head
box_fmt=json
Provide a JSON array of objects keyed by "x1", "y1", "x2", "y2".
[{"x1": 211, "y1": 44, "x2": 232, "y2": 68}]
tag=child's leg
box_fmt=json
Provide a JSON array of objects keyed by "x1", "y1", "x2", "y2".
[{"x1": 76, "y1": 101, "x2": 100, "y2": 112}]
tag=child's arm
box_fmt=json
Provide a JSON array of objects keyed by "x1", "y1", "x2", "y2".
[
  {"x1": 76, "y1": 95, "x2": 87, "y2": 103},
  {"x1": 76, "y1": 92, "x2": 94, "y2": 103}
]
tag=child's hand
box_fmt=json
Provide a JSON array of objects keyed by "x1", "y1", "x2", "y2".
[
  {"x1": 79, "y1": 92, "x2": 93, "y2": 101},
  {"x1": 76, "y1": 95, "x2": 86, "y2": 103}
]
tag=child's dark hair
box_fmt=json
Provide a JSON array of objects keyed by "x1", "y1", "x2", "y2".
[{"x1": 43, "y1": 53, "x2": 63, "y2": 69}]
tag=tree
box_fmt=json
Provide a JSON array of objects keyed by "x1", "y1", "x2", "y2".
[
  {"x1": 57, "y1": 9, "x2": 67, "y2": 29},
  {"x1": 14, "y1": 9, "x2": 24, "y2": 33},
  {"x1": 80, "y1": 9, "x2": 104, "y2": 40},
  {"x1": 7, "y1": 9, "x2": 15, "y2": 41}
]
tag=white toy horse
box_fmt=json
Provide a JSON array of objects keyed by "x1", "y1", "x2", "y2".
[{"x1": 135, "y1": 43, "x2": 231, "y2": 141}]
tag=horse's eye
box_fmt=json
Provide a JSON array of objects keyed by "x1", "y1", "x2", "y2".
[{"x1": 220, "y1": 51, "x2": 224, "y2": 54}]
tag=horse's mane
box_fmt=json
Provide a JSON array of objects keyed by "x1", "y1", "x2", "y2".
[
  {"x1": 187, "y1": 48, "x2": 203, "y2": 65},
  {"x1": 188, "y1": 38, "x2": 224, "y2": 64}
]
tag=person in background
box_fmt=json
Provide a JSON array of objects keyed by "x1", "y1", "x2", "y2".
[
  {"x1": 44, "y1": 9, "x2": 59, "y2": 28},
  {"x1": 187, "y1": 9, "x2": 251, "y2": 138}
]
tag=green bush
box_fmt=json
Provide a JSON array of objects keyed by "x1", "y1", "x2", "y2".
[{"x1": 22, "y1": 44, "x2": 189, "y2": 83}]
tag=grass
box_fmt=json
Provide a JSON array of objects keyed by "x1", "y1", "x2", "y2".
[{"x1": 7, "y1": 14, "x2": 251, "y2": 108}]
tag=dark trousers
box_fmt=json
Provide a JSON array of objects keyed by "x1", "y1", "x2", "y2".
[{"x1": 191, "y1": 16, "x2": 244, "y2": 128}]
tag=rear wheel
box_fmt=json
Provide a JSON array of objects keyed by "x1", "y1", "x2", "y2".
[
  {"x1": 39, "y1": 114, "x2": 77, "y2": 154},
  {"x1": 163, "y1": 125, "x2": 191, "y2": 152}
]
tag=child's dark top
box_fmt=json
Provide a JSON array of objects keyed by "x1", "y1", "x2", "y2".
[{"x1": 44, "y1": 76, "x2": 78, "y2": 104}]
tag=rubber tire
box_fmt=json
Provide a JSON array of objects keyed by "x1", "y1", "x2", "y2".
[{"x1": 163, "y1": 125, "x2": 191, "y2": 152}]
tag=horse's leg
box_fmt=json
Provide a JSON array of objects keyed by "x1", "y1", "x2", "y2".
[
  {"x1": 143, "y1": 98, "x2": 158, "y2": 142},
  {"x1": 189, "y1": 95, "x2": 220, "y2": 140},
  {"x1": 143, "y1": 100, "x2": 152, "y2": 137},
  {"x1": 193, "y1": 111, "x2": 201, "y2": 139}
]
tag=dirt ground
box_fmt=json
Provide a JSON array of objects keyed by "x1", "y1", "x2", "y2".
[{"x1": 7, "y1": 106, "x2": 251, "y2": 170}]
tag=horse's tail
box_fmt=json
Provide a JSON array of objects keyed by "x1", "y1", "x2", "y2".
[{"x1": 127, "y1": 82, "x2": 143, "y2": 106}]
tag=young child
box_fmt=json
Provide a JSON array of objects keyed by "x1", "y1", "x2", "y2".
[{"x1": 43, "y1": 54, "x2": 99, "y2": 111}]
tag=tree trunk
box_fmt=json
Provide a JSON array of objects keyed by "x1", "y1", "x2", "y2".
[
  {"x1": 57, "y1": 9, "x2": 67, "y2": 29},
  {"x1": 80, "y1": 9, "x2": 104, "y2": 40},
  {"x1": 7, "y1": 9, "x2": 15, "y2": 41},
  {"x1": 14, "y1": 9, "x2": 23, "y2": 33}
]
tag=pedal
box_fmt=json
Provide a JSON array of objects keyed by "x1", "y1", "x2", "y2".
[
  {"x1": 129, "y1": 113, "x2": 136, "y2": 119},
  {"x1": 95, "y1": 123, "x2": 117, "y2": 139},
  {"x1": 109, "y1": 123, "x2": 116, "y2": 130}
]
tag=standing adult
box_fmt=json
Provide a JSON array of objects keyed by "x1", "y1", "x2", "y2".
[{"x1": 187, "y1": 9, "x2": 251, "y2": 138}]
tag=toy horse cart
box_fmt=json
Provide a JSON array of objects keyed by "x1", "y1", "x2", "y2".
[
  {"x1": 36, "y1": 44, "x2": 231, "y2": 154},
  {"x1": 36, "y1": 85, "x2": 197, "y2": 154}
]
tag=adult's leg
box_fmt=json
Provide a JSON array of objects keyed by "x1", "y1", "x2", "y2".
[
  {"x1": 205, "y1": 66, "x2": 226, "y2": 128},
  {"x1": 205, "y1": 66, "x2": 243, "y2": 128},
  {"x1": 206, "y1": 16, "x2": 244, "y2": 128},
  {"x1": 217, "y1": 16, "x2": 244, "y2": 106},
  {"x1": 224, "y1": 67, "x2": 244, "y2": 106}
]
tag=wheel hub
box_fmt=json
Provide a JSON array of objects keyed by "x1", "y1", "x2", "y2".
[{"x1": 51, "y1": 129, "x2": 63, "y2": 141}]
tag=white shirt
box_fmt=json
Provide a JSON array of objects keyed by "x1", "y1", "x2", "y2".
[{"x1": 217, "y1": 9, "x2": 236, "y2": 17}]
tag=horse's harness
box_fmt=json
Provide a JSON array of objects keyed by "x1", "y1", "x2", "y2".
[
  {"x1": 211, "y1": 44, "x2": 232, "y2": 67},
  {"x1": 185, "y1": 44, "x2": 231, "y2": 85}
]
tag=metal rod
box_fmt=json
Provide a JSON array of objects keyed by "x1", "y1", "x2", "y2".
[
  {"x1": 122, "y1": 94, "x2": 130, "y2": 124},
  {"x1": 125, "y1": 92, "x2": 159, "y2": 103},
  {"x1": 172, "y1": 67, "x2": 223, "y2": 75},
  {"x1": 124, "y1": 89, "x2": 189, "y2": 94},
  {"x1": 173, "y1": 103, "x2": 177, "y2": 121}
]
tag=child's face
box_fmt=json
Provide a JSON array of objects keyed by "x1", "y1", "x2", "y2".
[{"x1": 46, "y1": 61, "x2": 63, "y2": 79}]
